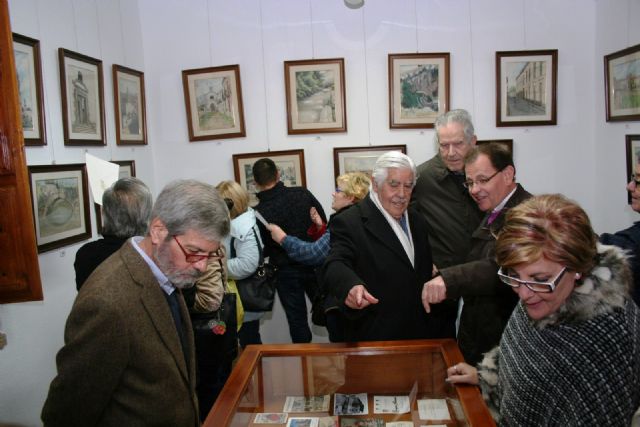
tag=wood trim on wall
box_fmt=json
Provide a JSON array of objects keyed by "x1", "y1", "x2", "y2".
[{"x1": 0, "y1": 0, "x2": 43, "y2": 303}]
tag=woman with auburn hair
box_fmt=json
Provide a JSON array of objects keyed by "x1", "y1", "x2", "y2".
[
  {"x1": 266, "y1": 172, "x2": 371, "y2": 342},
  {"x1": 446, "y1": 194, "x2": 640, "y2": 425}
]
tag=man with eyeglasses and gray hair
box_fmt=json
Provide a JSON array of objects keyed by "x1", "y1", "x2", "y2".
[
  {"x1": 411, "y1": 109, "x2": 484, "y2": 338},
  {"x1": 322, "y1": 151, "x2": 451, "y2": 342},
  {"x1": 42, "y1": 179, "x2": 230, "y2": 427},
  {"x1": 422, "y1": 142, "x2": 532, "y2": 365}
]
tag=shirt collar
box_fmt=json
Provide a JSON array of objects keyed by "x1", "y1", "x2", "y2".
[{"x1": 131, "y1": 236, "x2": 175, "y2": 295}]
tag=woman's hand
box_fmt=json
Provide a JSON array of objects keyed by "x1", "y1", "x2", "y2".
[
  {"x1": 310, "y1": 207, "x2": 323, "y2": 228},
  {"x1": 267, "y1": 223, "x2": 287, "y2": 245},
  {"x1": 445, "y1": 362, "x2": 479, "y2": 385}
]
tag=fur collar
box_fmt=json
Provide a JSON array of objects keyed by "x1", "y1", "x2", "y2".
[{"x1": 531, "y1": 243, "x2": 632, "y2": 329}]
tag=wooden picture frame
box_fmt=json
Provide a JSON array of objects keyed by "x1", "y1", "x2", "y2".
[
  {"x1": 496, "y1": 49, "x2": 558, "y2": 127},
  {"x1": 13, "y1": 33, "x2": 46, "y2": 146},
  {"x1": 626, "y1": 135, "x2": 640, "y2": 205},
  {"x1": 333, "y1": 145, "x2": 407, "y2": 180},
  {"x1": 182, "y1": 64, "x2": 246, "y2": 141},
  {"x1": 232, "y1": 149, "x2": 306, "y2": 206},
  {"x1": 388, "y1": 53, "x2": 450, "y2": 129},
  {"x1": 94, "y1": 160, "x2": 136, "y2": 235},
  {"x1": 605, "y1": 44, "x2": 640, "y2": 122},
  {"x1": 58, "y1": 48, "x2": 106, "y2": 146},
  {"x1": 476, "y1": 139, "x2": 514, "y2": 156},
  {"x1": 28, "y1": 164, "x2": 91, "y2": 253},
  {"x1": 113, "y1": 65, "x2": 147, "y2": 145},
  {"x1": 284, "y1": 58, "x2": 346, "y2": 135}
]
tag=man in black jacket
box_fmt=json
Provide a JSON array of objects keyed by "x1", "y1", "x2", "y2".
[
  {"x1": 422, "y1": 143, "x2": 531, "y2": 365},
  {"x1": 411, "y1": 109, "x2": 484, "y2": 338},
  {"x1": 323, "y1": 151, "x2": 449, "y2": 342},
  {"x1": 253, "y1": 158, "x2": 326, "y2": 343}
]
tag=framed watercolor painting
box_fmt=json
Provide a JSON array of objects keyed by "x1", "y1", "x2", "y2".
[
  {"x1": 284, "y1": 58, "x2": 346, "y2": 135},
  {"x1": 182, "y1": 64, "x2": 246, "y2": 141},
  {"x1": 232, "y1": 149, "x2": 306, "y2": 206},
  {"x1": 94, "y1": 160, "x2": 136, "y2": 235},
  {"x1": 13, "y1": 33, "x2": 46, "y2": 146},
  {"x1": 333, "y1": 145, "x2": 407, "y2": 180},
  {"x1": 605, "y1": 44, "x2": 640, "y2": 122},
  {"x1": 28, "y1": 164, "x2": 91, "y2": 253},
  {"x1": 58, "y1": 48, "x2": 106, "y2": 146},
  {"x1": 388, "y1": 53, "x2": 450, "y2": 129},
  {"x1": 113, "y1": 65, "x2": 147, "y2": 145},
  {"x1": 476, "y1": 139, "x2": 514, "y2": 156},
  {"x1": 496, "y1": 49, "x2": 558, "y2": 127},
  {"x1": 626, "y1": 135, "x2": 640, "y2": 204}
]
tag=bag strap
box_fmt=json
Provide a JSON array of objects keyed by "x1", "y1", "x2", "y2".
[
  {"x1": 231, "y1": 226, "x2": 264, "y2": 264},
  {"x1": 250, "y1": 227, "x2": 265, "y2": 265}
]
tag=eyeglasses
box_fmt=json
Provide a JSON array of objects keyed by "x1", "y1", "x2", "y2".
[
  {"x1": 173, "y1": 235, "x2": 222, "y2": 263},
  {"x1": 463, "y1": 169, "x2": 502, "y2": 189},
  {"x1": 497, "y1": 266, "x2": 568, "y2": 293}
]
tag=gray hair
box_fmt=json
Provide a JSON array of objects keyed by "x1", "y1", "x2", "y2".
[
  {"x1": 371, "y1": 151, "x2": 417, "y2": 187},
  {"x1": 102, "y1": 177, "x2": 152, "y2": 238},
  {"x1": 433, "y1": 109, "x2": 475, "y2": 145},
  {"x1": 151, "y1": 179, "x2": 230, "y2": 241}
]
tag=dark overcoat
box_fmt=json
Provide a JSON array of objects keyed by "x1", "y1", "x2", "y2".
[{"x1": 323, "y1": 195, "x2": 453, "y2": 341}]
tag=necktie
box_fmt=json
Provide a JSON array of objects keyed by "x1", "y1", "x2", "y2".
[
  {"x1": 399, "y1": 215, "x2": 409, "y2": 237},
  {"x1": 487, "y1": 209, "x2": 501, "y2": 225},
  {"x1": 164, "y1": 290, "x2": 187, "y2": 360}
]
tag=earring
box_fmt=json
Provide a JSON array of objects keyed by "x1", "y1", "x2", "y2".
[{"x1": 575, "y1": 273, "x2": 581, "y2": 280}]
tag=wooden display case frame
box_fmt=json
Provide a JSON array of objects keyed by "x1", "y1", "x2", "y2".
[{"x1": 205, "y1": 339, "x2": 494, "y2": 427}]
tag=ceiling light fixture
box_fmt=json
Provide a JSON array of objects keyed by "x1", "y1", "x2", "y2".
[{"x1": 344, "y1": 0, "x2": 364, "y2": 10}]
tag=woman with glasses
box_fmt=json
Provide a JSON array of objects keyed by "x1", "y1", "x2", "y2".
[{"x1": 446, "y1": 194, "x2": 640, "y2": 425}]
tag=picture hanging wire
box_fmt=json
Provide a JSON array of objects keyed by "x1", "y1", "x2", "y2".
[
  {"x1": 117, "y1": 0, "x2": 127, "y2": 66},
  {"x1": 467, "y1": 0, "x2": 477, "y2": 122},
  {"x1": 259, "y1": 0, "x2": 272, "y2": 150},
  {"x1": 206, "y1": 0, "x2": 214, "y2": 65},
  {"x1": 361, "y1": 4, "x2": 372, "y2": 146},
  {"x1": 414, "y1": 0, "x2": 419, "y2": 53},
  {"x1": 309, "y1": 0, "x2": 315, "y2": 59}
]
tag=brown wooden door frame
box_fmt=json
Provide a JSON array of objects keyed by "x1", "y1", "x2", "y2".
[{"x1": 0, "y1": 0, "x2": 43, "y2": 303}]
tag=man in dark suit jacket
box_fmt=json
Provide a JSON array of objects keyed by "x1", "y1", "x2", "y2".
[
  {"x1": 323, "y1": 151, "x2": 452, "y2": 341},
  {"x1": 41, "y1": 180, "x2": 230, "y2": 427},
  {"x1": 422, "y1": 143, "x2": 532, "y2": 365}
]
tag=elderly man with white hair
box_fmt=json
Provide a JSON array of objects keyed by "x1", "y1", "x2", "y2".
[{"x1": 322, "y1": 151, "x2": 451, "y2": 342}]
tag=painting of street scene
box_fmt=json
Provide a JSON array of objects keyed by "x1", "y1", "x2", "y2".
[
  {"x1": 399, "y1": 64, "x2": 440, "y2": 119},
  {"x1": 295, "y1": 70, "x2": 336, "y2": 124},
  {"x1": 611, "y1": 55, "x2": 640, "y2": 112},
  {"x1": 116, "y1": 73, "x2": 142, "y2": 138},
  {"x1": 194, "y1": 75, "x2": 235, "y2": 131},
  {"x1": 14, "y1": 46, "x2": 37, "y2": 135},
  {"x1": 504, "y1": 60, "x2": 547, "y2": 117},
  {"x1": 183, "y1": 65, "x2": 245, "y2": 140}
]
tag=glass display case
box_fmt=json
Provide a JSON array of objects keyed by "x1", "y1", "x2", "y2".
[{"x1": 205, "y1": 339, "x2": 494, "y2": 427}]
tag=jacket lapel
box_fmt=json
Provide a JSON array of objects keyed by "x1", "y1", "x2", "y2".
[
  {"x1": 120, "y1": 243, "x2": 191, "y2": 384},
  {"x1": 361, "y1": 197, "x2": 415, "y2": 269}
]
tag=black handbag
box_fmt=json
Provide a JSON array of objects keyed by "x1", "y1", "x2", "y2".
[{"x1": 231, "y1": 227, "x2": 277, "y2": 312}]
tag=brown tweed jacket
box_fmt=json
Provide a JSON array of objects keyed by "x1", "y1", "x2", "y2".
[{"x1": 42, "y1": 240, "x2": 199, "y2": 427}]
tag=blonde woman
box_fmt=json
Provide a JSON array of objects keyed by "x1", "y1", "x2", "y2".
[{"x1": 216, "y1": 180, "x2": 265, "y2": 347}]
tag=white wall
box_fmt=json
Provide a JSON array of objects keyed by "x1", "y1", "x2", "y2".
[
  {"x1": 2, "y1": 0, "x2": 640, "y2": 425},
  {"x1": 3, "y1": 0, "x2": 152, "y2": 426}
]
